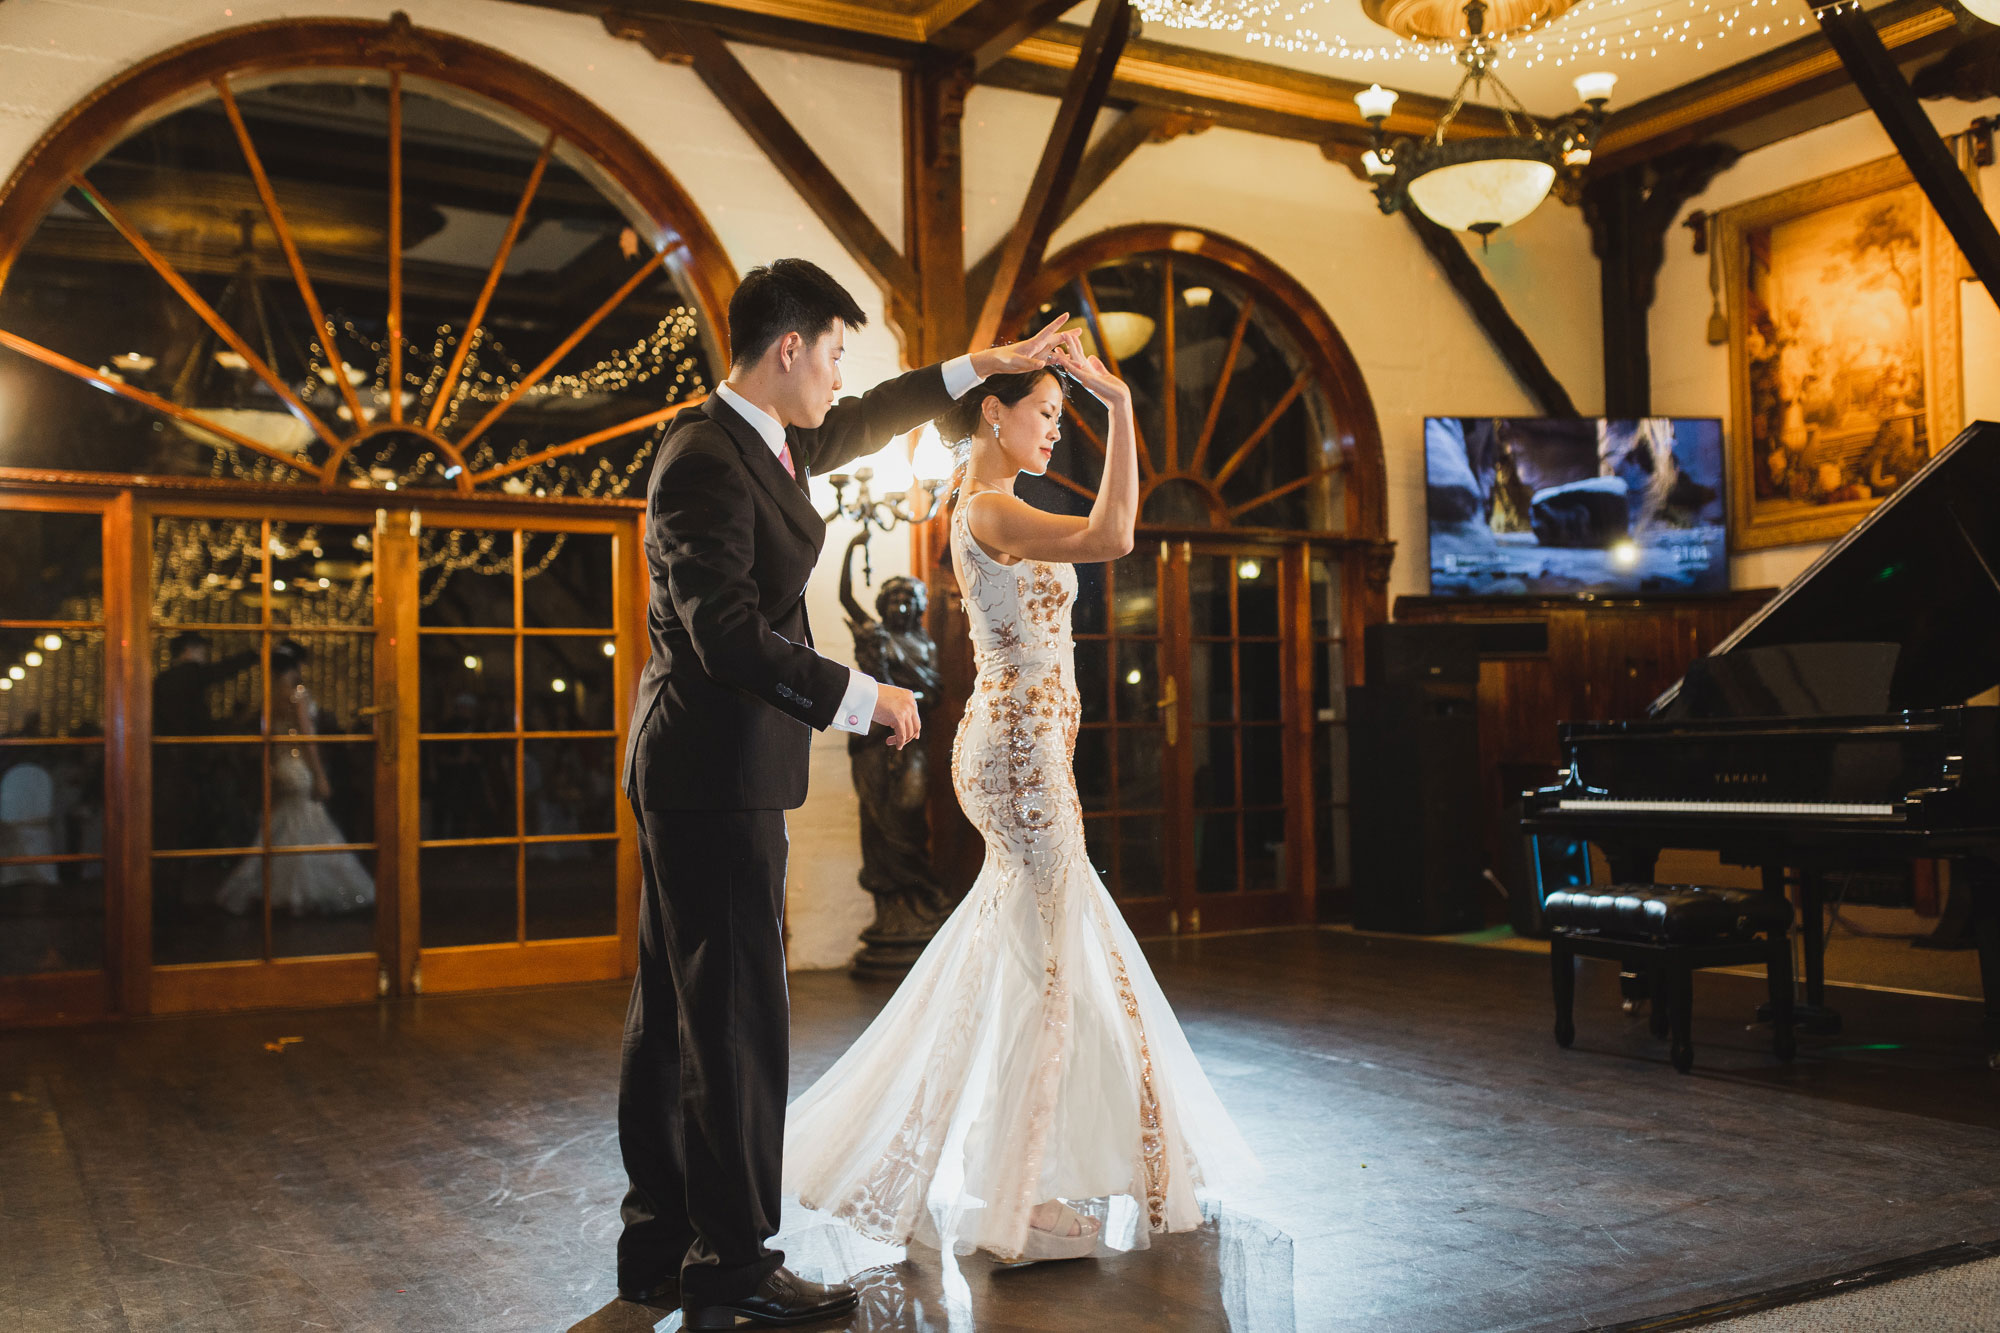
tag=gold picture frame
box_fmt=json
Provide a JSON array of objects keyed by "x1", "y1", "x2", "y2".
[{"x1": 1716, "y1": 153, "x2": 1965, "y2": 552}]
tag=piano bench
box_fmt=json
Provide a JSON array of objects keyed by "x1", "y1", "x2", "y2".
[{"x1": 1544, "y1": 885, "x2": 1796, "y2": 1074}]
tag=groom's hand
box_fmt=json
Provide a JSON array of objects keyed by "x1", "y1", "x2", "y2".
[
  {"x1": 969, "y1": 314, "x2": 1070, "y2": 379},
  {"x1": 873, "y1": 684, "x2": 921, "y2": 749}
]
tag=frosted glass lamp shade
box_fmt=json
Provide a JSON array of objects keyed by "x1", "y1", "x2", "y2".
[
  {"x1": 1362, "y1": 149, "x2": 1394, "y2": 178},
  {"x1": 1354, "y1": 83, "x2": 1399, "y2": 121},
  {"x1": 1963, "y1": 0, "x2": 2000, "y2": 23},
  {"x1": 1406, "y1": 158, "x2": 1557, "y2": 234},
  {"x1": 1572, "y1": 70, "x2": 1618, "y2": 105}
]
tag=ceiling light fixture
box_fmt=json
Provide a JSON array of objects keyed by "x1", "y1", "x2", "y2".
[{"x1": 1354, "y1": 0, "x2": 1614, "y2": 238}]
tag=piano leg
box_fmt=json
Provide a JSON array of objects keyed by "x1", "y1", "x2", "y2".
[
  {"x1": 1762, "y1": 864, "x2": 1842, "y2": 1035},
  {"x1": 1958, "y1": 858, "x2": 2000, "y2": 1070}
]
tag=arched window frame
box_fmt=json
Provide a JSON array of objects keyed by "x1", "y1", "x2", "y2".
[
  {"x1": 0, "y1": 13, "x2": 737, "y2": 496},
  {"x1": 1004, "y1": 224, "x2": 1390, "y2": 550}
]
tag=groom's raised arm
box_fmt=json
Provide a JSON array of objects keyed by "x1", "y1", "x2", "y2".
[
  {"x1": 656, "y1": 442, "x2": 853, "y2": 731},
  {"x1": 798, "y1": 356, "x2": 985, "y2": 477}
]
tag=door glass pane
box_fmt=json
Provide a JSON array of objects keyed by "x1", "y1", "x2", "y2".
[
  {"x1": 0, "y1": 745, "x2": 102, "y2": 859},
  {"x1": 0, "y1": 867, "x2": 103, "y2": 975},
  {"x1": 420, "y1": 844, "x2": 517, "y2": 947},
  {"x1": 525, "y1": 838, "x2": 616, "y2": 939},
  {"x1": 421, "y1": 739, "x2": 516, "y2": 838},
  {"x1": 1071, "y1": 563, "x2": 1107, "y2": 636},
  {"x1": 1192, "y1": 727, "x2": 1237, "y2": 808},
  {"x1": 153, "y1": 854, "x2": 264, "y2": 964},
  {"x1": 524, "y1": 637, "x2": 612, "y2": 730},
  {"x1": 1189, "y1": 555, "x2": 1231, "y2": 636},
  {"x1": 151, "y1": 519, "x2": 263, "y2": 625},
  {"x1": 1242, "y1": 726, "x2": 1283, "y2": 806},
  {"x1": 279, "y1": 633, "x2": 374, "y2": 726},
  {"x1": 270, "y1": 522, "x2": 375, "y2": 626},
  {"x1": 1113, "y1": 641, "x2": 1157, "y2": 722},
  {"x1": 1239, "y1": 642, "x2": 1283, "y2": 721},
  {"x1": 152, "y1": 631, "x2": 263, "y2": 736},
  {"x1": 153, "y1": 744, "x2": 262, "y2": 851},
  {"x1": 419, "y1": 528, "x2": 514, "y2": 627},
  {"x1": 1075, "y1": 729, "x2": 1111, "y2": 812},
  {"x1": 525, "y1": 738, "x2": 616, "y2": 836},
  {"x1": 1118, "y1": 814, "x2": 1165, "y2": 900},
  {"x1": 1117, "y1": 729, "x2": 1163, "y2": 809},
  {"x1": 1, "y1": 629, "x2": 105, "y2": 738},
  {"x1": 1244, "y1": 808, "x2": 1285, "y2": 894},
  {"x1": 421, "y1": 635, "x2": 515, "y2": 731},
  {"x1": 1112, "y1": 552, "x2": 1157, "y2": 635},
  {"x1": 1073, "y1": 640, "x2": 1108, "y2": 724},
  {"x1": 1189, "y1": 641, "x2": 1234, "y2": 723},
  {"x1": 1236, "y1": 559, "x2": 1278, "y2": 636},
  {"x1": 1084, "y1": 815, "x2": 1115, "y2": 884},
  {"x1": 1195, "y1": 811, "x2": 1239, "y2": 894},
  {"x1": 270, "y1": 848, "x2": 378, "y2": 957},
  {"x1": 0, "y1": 511, "x2": 101, "y2": 621},
  {"x1": 523, "y1": 531, "x2": 615, "y2": 628}
]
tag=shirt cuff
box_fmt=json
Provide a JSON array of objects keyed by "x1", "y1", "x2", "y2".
[
  {"x1": 830, "y1": 668, "x2": 879, "y2": 736},
  {"x1": 942, "y1": 354, "x2": 985, "y2": 400}
]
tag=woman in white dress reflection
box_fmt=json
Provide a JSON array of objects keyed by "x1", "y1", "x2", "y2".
[
  {"x1": 784, "y1": 335, "x2": 1257, "y2": 1264},
  {"x1": 216, "y1": 640, "x2": 374, "y2": 916}
]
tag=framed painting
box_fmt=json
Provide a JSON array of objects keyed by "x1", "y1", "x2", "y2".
[{"x1": 1715, "y1": 153, "x2": 1965, "y2": 551}]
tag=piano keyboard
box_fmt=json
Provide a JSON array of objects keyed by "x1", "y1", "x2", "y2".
[{"x1": 1557, "y1": 798, "x2": 1898, "y2": 817}]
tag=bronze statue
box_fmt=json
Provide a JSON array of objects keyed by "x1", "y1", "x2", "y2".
[{"x1": 839, "y1": 531, "x2": 953, "y2": 978}]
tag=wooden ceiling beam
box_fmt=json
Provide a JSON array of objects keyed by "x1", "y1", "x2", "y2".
[
  {"x1": 927, "y1": 0, "x2": 1076, "y2": 74},
  {"x1": 967, "y1": 0, "x2": 1134, "y2": 351},
  {"x1": 581, "y1": 3, "x2": 925, "y2": 67},
  {"x1": 606, "y1": 12, "x2": 917, "y2": 305}
]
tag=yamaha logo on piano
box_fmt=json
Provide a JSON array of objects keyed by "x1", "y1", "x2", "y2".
[{"x1": 1714, "y1": 772, "x2": 1769, "y2": 785}]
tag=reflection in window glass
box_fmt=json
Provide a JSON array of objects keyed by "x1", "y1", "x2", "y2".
[
  {"x1": 0, "y1": 511, "x2": 102, "y2": 622},
  {"x1": 525, "y1": 838, "x2": 616, "y2": 940},
  {"x1": 0, "y1": 80, "x2": 714, "y2": 492}
]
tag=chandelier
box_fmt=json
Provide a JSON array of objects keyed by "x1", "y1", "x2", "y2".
[{"x1": 1352, "y1": 0, "x2": 1614, "y2": 237}]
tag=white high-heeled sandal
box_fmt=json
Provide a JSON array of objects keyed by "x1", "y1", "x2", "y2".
[{"x1": 1013, "y1": 1201, "x2": 1101, "y2": 1263}]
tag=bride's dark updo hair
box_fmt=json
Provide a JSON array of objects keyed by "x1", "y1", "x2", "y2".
[{"x1": 937, "y1": 366, "x2": 1065, "y2": 448}]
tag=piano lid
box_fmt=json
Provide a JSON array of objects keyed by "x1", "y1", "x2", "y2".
[{"x1": 1652, "y1": 421, "x2": 2000, "y2": 717}]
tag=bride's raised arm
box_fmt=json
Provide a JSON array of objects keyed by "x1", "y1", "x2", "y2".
[{"x1": 963, "y1": 344, "x2": 1139, "y2": 565}]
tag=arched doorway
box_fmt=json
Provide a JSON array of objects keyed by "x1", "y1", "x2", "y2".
[
  {"x1": 930, "y1": 226, "x2": 1393, "y2": 935},
  {"x1": 0, "y1": 16, "x2": 731, "y2": 1021}
]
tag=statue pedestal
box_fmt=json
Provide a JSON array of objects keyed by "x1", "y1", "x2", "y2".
[
  {"x1": 849, "y1": 891, "x2": 952, "y2": 980},
  {"x1": 851, "y1": 928, "x2": 934, "y2": 980}
]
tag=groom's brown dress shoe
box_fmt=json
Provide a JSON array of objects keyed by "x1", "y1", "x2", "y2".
[{"x1": 682, "y1": 1267, "x2": 857, "y2": 1329}]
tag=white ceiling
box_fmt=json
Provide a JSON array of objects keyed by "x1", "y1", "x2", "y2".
[{"x1": 1085, "y1": 0, "x2": 1910, "y2": 116}]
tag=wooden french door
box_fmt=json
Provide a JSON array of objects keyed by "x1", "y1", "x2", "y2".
[
  {"x1": 1076, "y1": 538, "x2": 1320, "y2": 934},
  {"x1": 140, "y1": 501, "x2": 637, "y2": 1013}
]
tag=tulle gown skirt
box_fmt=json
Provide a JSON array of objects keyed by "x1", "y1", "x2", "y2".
[
  {"x1": 782, "y1": 663, "x2": 1258, "y2": 1262},
  {"x1": 215, "y1": 752, "x2": 375, "y2": 916}
]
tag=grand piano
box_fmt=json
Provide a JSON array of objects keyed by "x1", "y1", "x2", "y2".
[{"x1": 1522, "y1": 420, "x2": 2000, "y2": 1058}]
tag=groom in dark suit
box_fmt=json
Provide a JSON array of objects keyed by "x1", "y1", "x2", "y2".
[{"x1": 617, "y1": 257, "x2": 1067, "y2": 1327}]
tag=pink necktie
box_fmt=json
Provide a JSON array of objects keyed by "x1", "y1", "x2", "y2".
[{"x1": 777, "y1": 441, "x2": 796, "y2": 479}]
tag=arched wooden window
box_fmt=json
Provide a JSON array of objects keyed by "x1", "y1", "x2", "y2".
[
  {"x1": 930, "y1": 226, "x2": 1390, "y2": 934},
  {"x1": 0, "y1": 15, "x2": 732, "y2": 498},
  {"x1": 1006, "y1": 225, "x2": 1387, "y2": 549},
  {"x1": 0, "y1": 17, "x2": 731, "y2": 1022}
]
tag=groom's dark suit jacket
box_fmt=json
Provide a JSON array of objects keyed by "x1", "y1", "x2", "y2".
[{"x1": 622, "y1": 367, "x2": 957, "y2": 811}]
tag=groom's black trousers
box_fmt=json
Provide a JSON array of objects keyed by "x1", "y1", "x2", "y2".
[{"x1": 618, "y1": 800, "x2": 790, "y2": 1304}]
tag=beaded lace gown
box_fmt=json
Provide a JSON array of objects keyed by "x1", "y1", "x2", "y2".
[{"x1": 782, "y1": 497, "x2": 1257, "y2": 1262}]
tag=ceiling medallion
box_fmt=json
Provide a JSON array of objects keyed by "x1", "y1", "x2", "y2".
[
  {"x1": 1360, "y1": 0, "x2": 1576, "y2": 44},
  {"x1": 1354, "y1": 0, "x2": 1613, "y2": 238}
]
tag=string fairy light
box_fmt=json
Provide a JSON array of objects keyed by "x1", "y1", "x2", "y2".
[{"x1": 1132, "y1": 0, "x2": 1872, "y2": 72}]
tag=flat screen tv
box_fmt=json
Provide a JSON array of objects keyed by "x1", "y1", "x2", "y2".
[{"x1": 1425, "y1": 416, "x2": 1728, "y2": 598}]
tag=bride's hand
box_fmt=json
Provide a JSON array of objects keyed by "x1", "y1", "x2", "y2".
[
  {"x1": 1049, "y1": 341, "x2": 1128, "y2": 408},
  {"x1": 970, "y1": 314, "x2": 1071, "y2": 377}
]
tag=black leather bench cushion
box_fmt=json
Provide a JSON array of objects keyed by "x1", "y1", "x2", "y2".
[{"x1": 1544, "y1": 885, "x2": 1793, "y2": 945}]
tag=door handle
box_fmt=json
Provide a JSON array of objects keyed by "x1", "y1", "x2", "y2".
[
  {"x1": 359, "y1": 703, "x2": 396, "y2": 756},
  {"x1": 1157, "y1": 675, "x2": 1178, "y2": 746}
]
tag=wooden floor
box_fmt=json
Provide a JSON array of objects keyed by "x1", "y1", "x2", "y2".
[{"x1": 3, "y1": 928, "x2": 1997, "y2": 1333}]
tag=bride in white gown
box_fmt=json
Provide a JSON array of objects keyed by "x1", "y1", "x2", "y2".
[
  {"x1": 216, "y1": 641, "x2": 374, "y2": 917},
  {"x1": 784, "y1": 334, "x2": 1257, "y2": 1264}
]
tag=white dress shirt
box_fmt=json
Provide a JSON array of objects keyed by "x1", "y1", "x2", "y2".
[{"x1": 715, "y1": 355, "x2": 984, "y2": 735}]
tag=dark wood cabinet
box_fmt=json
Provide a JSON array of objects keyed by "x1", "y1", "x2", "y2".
[{"x1": 1392, "y1": 591, "x2": 1776, "y2": 913}]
